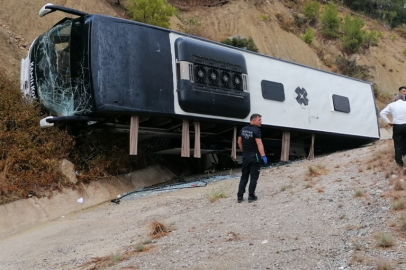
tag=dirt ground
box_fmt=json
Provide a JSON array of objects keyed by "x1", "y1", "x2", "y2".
[{"x1": 1, "y1": 138, "x2": 406, "y2": 270}]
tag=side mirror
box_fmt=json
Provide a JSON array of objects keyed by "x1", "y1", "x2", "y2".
[
  {"x1": 40, "y1": 116, "x2": 55, "y2": 128},
  {"x1": 38, "y1": 3, "x2": 88, "y2": 17},
  {"x1": 39, "y1": 3, "x2": 55, "y2": 17}
]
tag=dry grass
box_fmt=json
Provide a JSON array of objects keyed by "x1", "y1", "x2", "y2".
[
  {"x1": 306, "y1": 164, "x2": 328, "y2": 178},
  {"x1": 280, "y1": 184, "x2": 293, "y2": 192},
  {"x1": 391, "y1": 199, "x2": 406, "y2": 210},
  {"x1": 375, "y1": 232, "x2": 395, "y2": 248},
  {"x1": 393, "y1": 180, "x2": 405, "y2": 191},
  {"x1": 350, "y1": 253, "x2": 365, "y2": 264},
  {"x1": 78, "y1": 240, "x2": 153, "y2": 269},
  {"x1": 148, "y1": 221, "x2": 169, "y2": 239},
  {"x1": 399, "y1": 216, "x2": 406, "y2": 232},
  {"x1": 316, "y1": 187, "x2": 325, "y2": 193},
  {"x1": 375, "y1": 260, "x2": 394, "y2": 270},
  {"x1": 354, "y1": 190, "x2": 364, "y2": 197},
  {"x1": 208, "y1": 186, "x2": 228, "y2": 203}
]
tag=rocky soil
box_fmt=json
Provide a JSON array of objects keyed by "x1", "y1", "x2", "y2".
[{"x1": 1, "y1": 139, "x2": 406, "y2": 270}]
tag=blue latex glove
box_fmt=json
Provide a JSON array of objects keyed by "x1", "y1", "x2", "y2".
[{"x1": 261, "y1": 156, "x2": 268, "y2": 164}]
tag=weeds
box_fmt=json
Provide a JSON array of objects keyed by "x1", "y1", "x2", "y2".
[
  {"x1": 375, "y1": 232, "x2": 394, "y2": 248},
  {"x1": 134, "y1": 244, "x2": 145, "y2": 252},
  {"x1": 148, "y1": 220, "x2": 169, "y2": 239},
  {"x1": 307, "y1": 164, "x2": 328, "y2": 177},
  {"x1": 354, "y1": 190, "x2": 363, "y2": 197},
  {"x1": 208, "y1": 186, "x2": 228, "y2": 202},
  {"x1": 400, "y1": 216, "x2": 406, "y2": 231},
  {"x1": 0, "y1": 70, "x2": 75, "y2": 204},
  {"x1": 280, "y1": 184, "x2": 293, "y2": 192},
  {"x1": 111, "y1": 253, "x2": 122, "y2": 262},
  {"x1": 392, "y1": 199, "x2": 405, "y2": 210},
  {"x1": 260, "y1": 14, "x2": 270, "y2": 21},
  {"x1": 393, "y1": 180, "x2": 404, "y2": 191},
  {"x1": 376, "y1": 260, "x2": 393, "y2": 270},
  {"x1": 316, "y1": 187, "x2": 325, "y2": 193}
]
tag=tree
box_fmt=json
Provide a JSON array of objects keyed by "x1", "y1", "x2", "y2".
[
  {"x1": 302, "y1": 1, "x2": 320, "y2": 25},
  {"x1": 341, "y1": 15, "x2": 365, "y2": 53},
  {"x1": 321, "y1": 3, "x2": 340, "y2": 39},
  {"x1": 126, "y1": 0, "x2": 176, "y2": 29},
  {"x1": 301, "y1": 28, "x2": 315, "y2": 44},
  {"x1": 343, "y1": 0, "x2": 406, "y2": 28},
  {"x1": 221, "y1": 36, "x2": 258, "y2": 53}
]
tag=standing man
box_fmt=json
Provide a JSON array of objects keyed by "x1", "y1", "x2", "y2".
[
  {"x1": 380, "y1": 93, "x2": 406, "y2": 167},
  {"x1": 394, "y1": 86, "x2": 406, "y2": 101},
  {"x1": 237, "y1": 113, "x2": 268, "y2": 203},
  {"x1": 399, "y1": 86, "x2": 406, "y2": 96}
]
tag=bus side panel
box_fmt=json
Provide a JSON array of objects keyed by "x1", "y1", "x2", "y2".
[
  {"x1": 169, "y1": 33, "x2": 379, "y2": 140},
  {"x1": 90, "y1": 16, "x2": 174, "y2": 114}
]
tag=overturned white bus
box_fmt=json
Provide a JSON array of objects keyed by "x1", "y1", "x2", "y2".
[{"x1": 21, "y1": 4, "x2": 380, "y2": 163}]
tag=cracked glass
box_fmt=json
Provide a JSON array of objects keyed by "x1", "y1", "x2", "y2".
[{"x1": 34, "y1": 19, "x2": 92, "y2": 116}]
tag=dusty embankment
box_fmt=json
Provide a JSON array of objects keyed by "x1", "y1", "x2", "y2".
[
  {"x1": 1, "y1": 136, "x2": 406, "y2": 270},
  {"x1": 0, "y1": 165, "x2": 176, "y2": 239}
]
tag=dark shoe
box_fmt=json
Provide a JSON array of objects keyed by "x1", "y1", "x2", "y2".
[
  {"x1": 237, "y1": 196, "x2": 243, "y2": 203},
  {"x1": 248, "y1": 195, "x2": 258, "y2": 203}
]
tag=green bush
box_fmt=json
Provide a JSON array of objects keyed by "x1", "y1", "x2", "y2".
[
  {"x1": 302, "y1": 1, "x2": 320, "y2": 24},
  {"x1": 403, "y1": 47, "x2": 406, "y2": 56},
  {"x1": 0, "y1": 71, "x2": 75, "y2": 204},
  {"x1": 221, "y1": 36, "x2": 258, "y2": 52},
  {"x1": 363, "y1": 30, "x2": 382, "y2": 48},
  {"x1": 260, "y1": 14, "x2": 270, "y2": 21},
  {"x1": 301, "y1": 28, "x2": 315, "y2": 44},
  {"x1": 126, "y1": 0, "x2": 176, "y2": 29},
  {"x1": 321, "y1": 3, "x2": 340, "y2": 39},
  {"x1": 341, "y1": 15, "x2": 365, "y2": 53}
]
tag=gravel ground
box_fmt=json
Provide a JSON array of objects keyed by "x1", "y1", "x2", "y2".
[{"x1": 0, "y1": 139, "x2": 405, "y2": 270}]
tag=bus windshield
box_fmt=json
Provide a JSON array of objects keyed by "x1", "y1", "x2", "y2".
[{"x1": 33, "y1": 18, "x2": 91, "y2": 116}]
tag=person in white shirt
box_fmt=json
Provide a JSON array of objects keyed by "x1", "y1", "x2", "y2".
[
  {"x1": 393, "y1": 86, "x2": 406, "y2": 101},
  {"x1": 380, "y1": 93, "x2": 406, "y2": 167}
]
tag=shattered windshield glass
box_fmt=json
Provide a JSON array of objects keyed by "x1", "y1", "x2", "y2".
[{"x1": 34, "y1": 19, "x2": 91, "y2": 116}]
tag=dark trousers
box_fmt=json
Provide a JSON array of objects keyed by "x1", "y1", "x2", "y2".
[
  {"x1": 393, "y1": 124, "x2": 406, "y2": 166},
  {"x1": 238, "y1": 153, "x2": 261, "y2": 197}
]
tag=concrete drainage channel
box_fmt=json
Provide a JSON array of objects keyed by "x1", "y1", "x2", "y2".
[
  {"x1": 112, "y1": 174, "x2": 240, "y2": 204},
  {"x1": 111, "y1": 160, "x2": 295, "y2": 204}
]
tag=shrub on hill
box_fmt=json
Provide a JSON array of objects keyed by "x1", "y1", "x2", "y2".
[
  {"x1": 301, "y1": 28, "x2": 315, "y2": 44},
  {"x1": 0, "y1": 72, "x2": 148, "y2": 204},
  {"x1": 321, "y1": 2, "x2": 341, "y2": 39},
  {"x1": 341, "y1": 15, "x2": 365, "y2": 53},
  {"x1": 302, "y1": 1, "x2": 320, "y2": 25},
  {"x1": 221, "y1": 36, "x2": 258, "y2": 52},
  {"x1": 126, "y1": 0, "x2": 176, "y2": 29},
  {"x1": 0, "y1": 71, "x2": 74, "y2": 204}
]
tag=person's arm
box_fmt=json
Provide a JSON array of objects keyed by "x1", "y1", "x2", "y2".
[
  {"x1": 255, "y1": 138, "x2": 266, "y2": 157},
  {"x1": 380, "y1": 104, "x2": 393, "y2": 125},
  {"x1": 238, "y1": 136, "x2": 243, "y2": 151}
]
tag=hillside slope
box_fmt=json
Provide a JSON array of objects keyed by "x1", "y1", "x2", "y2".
[
  {"x1": 0, "y1": 0, "x2": 404, "y2": 94},
  {"x1": 170, "y1": 0, "x2": 406, "y2": 94},
  {"x1": 0, "y1": 0, "x2": 117, "y2": 75}
]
